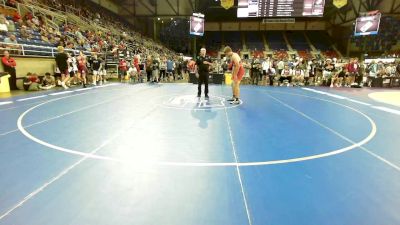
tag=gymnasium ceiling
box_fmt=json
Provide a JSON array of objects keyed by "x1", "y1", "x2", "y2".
[{"x1": 110, "y1": 0, "x2": 400, "y2": 26}]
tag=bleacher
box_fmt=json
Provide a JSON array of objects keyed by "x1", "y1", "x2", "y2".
[
  {"x1": 307, "y1": 31, "x2": 333, "y2": 51},
  {"x1": 246, "y1": 32, "x2": 264, "y2": 51},
  {"x1": 205, "y1": 31, "x2": 222, "y2": 51},
  {"x1": 286, "y1": 31, "x2": 310, "y2": 51},
  {"x1": 297, "y1": 50, "x2": 312, "y2": 60},
  {"x1": 266, "y1": 31, "x2": 287, "y2": 50},
  {"x1": 224, "y1": 31, "x2": 242, "y2": 51}
]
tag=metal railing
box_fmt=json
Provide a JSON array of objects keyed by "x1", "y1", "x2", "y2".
[{"x1": 0, "y1": 42, "x2": 97, "y2": 57}]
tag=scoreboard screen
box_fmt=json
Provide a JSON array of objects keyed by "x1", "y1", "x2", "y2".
[
  {"x1": 237, "y1": 0, "x2": 325, "y2": 18},
  {"x1": 354, "y1": 13, "x2": 381, "y2": 36},
  {"x1": 189, "y1": 16, "x2": 204, "y2": 36}
]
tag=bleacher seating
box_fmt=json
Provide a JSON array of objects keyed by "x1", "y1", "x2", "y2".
[
  {"x1": 0, "y1": 0, "x2": 176, "y2": 62},
  {"x1": 286, "y1": 31, "x2": 310, "y2": 50},
  {"x1": 266, "y1": 31, "x2": 287, "y2": 50},
  {"x1": 252, "y1": 50, "x2": 264, "y2": 58},
  {"x1": 205, "y1": 31, "x2": 222, "y2": 51},
  {"x1": 307, "y1": 31, "x2": 333, "y2": 51},
  {"x1": 224, "y1": 31, "x2": 242, "y2": 51},
  {"x1": 297, "y1": 50, "x2": 312, "y2": 60},
  {"x1": 207, "y1": 50, "x2": 218, "y2": 58},
  {"x1": 273, "y1": 50, "x2": 288, "y2": 59},
  {"x1": 246, "y1": 32, "x2": 264, "y2": 51},
  {"x1": 322, "y1": 50, "x2": 339, "y2": 59}
]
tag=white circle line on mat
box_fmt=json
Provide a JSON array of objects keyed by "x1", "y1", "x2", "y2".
[{"x1": 17, "y1": 90, "x2": 377, "y2": 167}]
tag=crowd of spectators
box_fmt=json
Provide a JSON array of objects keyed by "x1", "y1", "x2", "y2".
[
  {"x1": 0, "y1": 0, "x2": 185, "y2": 90},
  {"x1": 221, "y1": 55, "x2": 400, "y2": 88}
]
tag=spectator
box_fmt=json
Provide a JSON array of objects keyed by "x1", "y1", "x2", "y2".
[
  {"x1": 118, "y1": 58, "x2": 128, "y2": 82},
  {"x1": 292, "y1": 65, "x2": 305, "y2": 86},
  {"x1": 3, "y1": 34, "x2": 18, "y2": 48},
  {"x1": 346, "y1": 57, "x2": 360, "y2": 85},
  {"x1": 39, "y1": 72, "x2": 56, "y2": 90},
  {"x1": 23, "y1": 73, "x2": 40, "y2": 91},
  {"x1": 0, "y1": 16, "x2": 9, "y2": 34},
  {"x1": 20, "y1": 25, "x2": 32, "y2": 39},
  {"x1": 12, "y1": 12, "x2": 22, "y2": 24},
  {"x1": 279, "y1": 64, "x2": 292, "y2": 86},
  {"x1": 1, "y1": 50, "x2": 18, "y2": 90},
  {"x1": 6, "y1": 0, "x2": 17, "y2": 8},
  {"x1": 323, "y1": 58, "x2": 335, "y2": 86},
  {"x1": 145, "y1": 55, "x2": 152, "y2": 82},
  {"x1": 55, "y1": 46, "x2": 70, "y2": 89}
]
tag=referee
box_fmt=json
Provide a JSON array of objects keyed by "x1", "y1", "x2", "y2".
[{"x1": 195, "y1": 48, "x2": 212, "y2": 98}]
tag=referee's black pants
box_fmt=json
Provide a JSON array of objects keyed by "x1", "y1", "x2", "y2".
[{"x1": 198, "y1": 72, "x2": 209, "y2": 96}]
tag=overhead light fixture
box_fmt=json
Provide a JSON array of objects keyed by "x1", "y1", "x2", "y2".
[{"x1": 158, "y1": 18, "x2": 160, "y2": 20}]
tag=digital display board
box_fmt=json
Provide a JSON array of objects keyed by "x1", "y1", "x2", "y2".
[
  {"x1": 237, "y1": 0, "x2": 325, "y2": 18},
  {"x1": 190, "y1": 16, "x2": 204, "y2": 36},
  {"x1": 354, "y1": 13, "x2": 381, "y2": 36}
]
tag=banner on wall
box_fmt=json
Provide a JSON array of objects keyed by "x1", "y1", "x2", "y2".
[
  {"x1": 333, "y1": 0, "x2": 347, "y2": 9},
  {"x1": 221, "y1": 0, "x2": 234, "y2": 10}
]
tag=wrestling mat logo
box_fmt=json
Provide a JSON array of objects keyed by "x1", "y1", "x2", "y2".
[{"x1": 156, "y1": 95, "x2": 242, "y2": 110}]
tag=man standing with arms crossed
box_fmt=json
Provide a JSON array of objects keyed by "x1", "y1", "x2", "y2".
[
  {"x1": 224, "y1": 46, "x2": 244, "y2": 105},
  {"x1": 196, "y1": 48, "x2": 212, "y2": 98}
]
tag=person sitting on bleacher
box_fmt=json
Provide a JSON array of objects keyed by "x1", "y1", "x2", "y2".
[
  {"x1": 20, "y1": 25, "x2": 32, "y2": 40},
  {"x1": 0, "y1": 15, "x2": 9, "y2": 35},
  {"x1": 39, "y1": 72, "x2": 56, "y2": 90},
  {"x1": 6, "y1": 0, "x2": 17, "y2": 8},
  {"x1": 3, "y1": 34, "x2": 17, "y2": 45}
]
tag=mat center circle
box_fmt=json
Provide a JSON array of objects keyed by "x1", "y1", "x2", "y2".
[{"x1": 157, "y1": 95, "x2": 242, "y2": 110}]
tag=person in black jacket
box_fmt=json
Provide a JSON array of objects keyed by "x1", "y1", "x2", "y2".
[
  {"x1": 195, "y1": 48, "x2": 212, "y2": 98},
  {"x1": 55, "y1": 46, "x2": 70, "y2": 89}
]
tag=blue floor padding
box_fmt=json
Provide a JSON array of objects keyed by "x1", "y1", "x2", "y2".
[{"x1": 0, "y1": 83, "x2": 399, "y2": 225}]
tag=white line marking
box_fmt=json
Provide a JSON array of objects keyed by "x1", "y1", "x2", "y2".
[
  {"x1": 346, "y1": 98, "x2": 371, "y2": 106},
  {"x1": 0, "y1": 129, "x2": 123, "y2": 221},
  {"x1": 74, "y1": 87, "x2": 93, "y2": 92},
  {"x1": 361, "y1": 148, "x2": 400, "y2": 172},
  {"x1": 302, "y1": 88, "x2": 375, "y2": 103},
  {"x1": 324, "y1": 93, "x2": 347, "y2": 99},
  {"x1": 223, "y1": 103, "x2": 252, "y2": 225},
  {"x1": 0, "y1": 101, "x2": 13, "y2": 106},
  {"x1": 48, "y1": 91, "x2": 73, "y2": 96},
  {"x1": 17, "y1": 95, "x2": 47, "y2": 102},
  {"x1": 266, "y1": 93, "x2": 400, "y2": 172},
  {"x1": 1, "y1": 95, "x2": 125, "y2": 137},
  {"x1": 1, "y1": 94, "x2": 158, "y2": 220},
  {"x1": 17, "y1": 92, "x2": 377, "y2": 167},
  {"x1": 371, "y1": 106, "x2": 400, "y2": 115}
]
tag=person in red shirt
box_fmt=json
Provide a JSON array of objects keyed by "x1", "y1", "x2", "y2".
[
  {"x1": 2, "y1": 50, "x2": 17, "y2": 90},
  {"x1": 12, "y1": 12, "x2": 21, "y2": 23},
  {"x1": 119, "y1": 59, "x2": 128, "y2": 82},
  {"x1": 76, "y1": 51, "x2": 88, "y2": 87},
  {"x1": 132, "y1": 55, "x2": 141, "y2": 74},
  {"x1": 346, "y1": 57, "x2": 360, "y2": 86}
]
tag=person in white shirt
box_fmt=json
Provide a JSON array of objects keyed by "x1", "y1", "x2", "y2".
[
  {"x1": 292, "y1": 65, "x2": 305, "y2": 86},
  {"x1": 279, "y1": 65, "x2": 293, "y2": 86},
  {"x1": 277, "y1": 59, "x2": 285, "y2": 76},
  {"x1": 262, "y1": 57, "x2": 274, "y2": 85}
]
